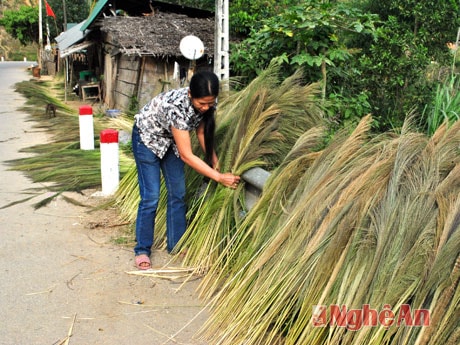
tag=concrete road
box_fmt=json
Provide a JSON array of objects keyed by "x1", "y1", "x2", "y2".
[{"x1": 0, "y1": 62, "x2": 208, "y2": 345}]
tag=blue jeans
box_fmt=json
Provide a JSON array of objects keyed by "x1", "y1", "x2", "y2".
[{"x1": 132, "y1": 124, "x2": 187, "y2": 254}]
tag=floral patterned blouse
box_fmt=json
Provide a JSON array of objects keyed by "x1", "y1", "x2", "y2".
[{"x1": 134, "y1": 87, "x2": 204, "y2": 159}]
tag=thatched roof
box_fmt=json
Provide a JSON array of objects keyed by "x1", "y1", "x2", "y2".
[{"x1": 100, "y1": 12, "x2": 214, "y2": 57}]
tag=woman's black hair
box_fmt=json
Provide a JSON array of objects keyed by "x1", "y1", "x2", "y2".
[{"x1": 189, "y1": 71, "x2": 219, "y2": 166}]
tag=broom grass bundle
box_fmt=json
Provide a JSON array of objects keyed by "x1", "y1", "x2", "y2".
[
  {"x1": 197, "y1": 126, "x2": 328, "y2": 299},
  {"x1": 200, "y1": 115, "x2": 384, "y2": 343},
  {"x1": 172, "y1": 63, "x2": 324, "y2": 272},
  {"x1": 199, "y1": 115, "x2": 460, "y2": 345}
]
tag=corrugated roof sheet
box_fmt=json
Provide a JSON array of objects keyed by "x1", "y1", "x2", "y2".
[{"x1": 55, "y1": 21, "x2": 89, "y2": 51}]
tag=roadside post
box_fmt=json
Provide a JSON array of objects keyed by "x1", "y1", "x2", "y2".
[
  {"x1": 100, "y1": 129, "x2": 119, "y2": 196},
  {"x1": 79, "y1": 105, "x2": 95, "y2": 150}
]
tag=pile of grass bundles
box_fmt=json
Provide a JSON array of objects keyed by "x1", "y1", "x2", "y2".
[
  {"x1": 114, "y1": 63, "x2": 459, "y2": 345},
  {"x1": 200, "y1": 116, "x2": 460, "y2": 345}
]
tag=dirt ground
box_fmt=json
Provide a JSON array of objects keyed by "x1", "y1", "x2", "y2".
[{"x1": 0, "y1": 62, "x2": 209, "y2": 345}]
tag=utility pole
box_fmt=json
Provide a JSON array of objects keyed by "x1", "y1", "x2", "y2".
[
  {"x1": 62, "y1": 0, "x2": 67, "y2": 31},
  {"x1": 214, "y1": 0, "x2": 229, "y2": 91},
  {"x1": 38, "y1": 0, "x2": 43, "y2": 68}
]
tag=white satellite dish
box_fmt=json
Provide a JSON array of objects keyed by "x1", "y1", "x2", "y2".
[{"x1": 179, "y1": 35, "x2": 204, "y2": 60}]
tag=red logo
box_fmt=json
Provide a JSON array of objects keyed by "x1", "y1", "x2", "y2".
[{"x1": 312, "y1": 304, "x2": 430, "y2": 330}]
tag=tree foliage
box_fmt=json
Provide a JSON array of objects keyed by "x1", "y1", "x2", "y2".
[
  {"x1": 0, "y1": 1, "x2": 90, "y2": 45},
  {"x1": 353, "y1": 0, "x2": 460, "y2": 130},
  {"x1": 365, "y1": 0, "x2": 458, "y2": 64},
  {"x1": 0, "y1": 5, "x2": 38, "y2": 45},
  {"x1": 230, "y1": 1, "x2": 378, "y2": 79},
  {"x1": 228, "y1": 0, "x2": 294, "y2": 35},
  {"x1": 229, "y1": 0, "x2": 460, "y2": 132}
]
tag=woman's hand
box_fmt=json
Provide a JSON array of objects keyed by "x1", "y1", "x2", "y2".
[
  {"x1": 218, "y1": 172, "x2": 241, "y2": 189},
  {"x1": 172, "y1": 127, "x2": 239, "y2": 189}
]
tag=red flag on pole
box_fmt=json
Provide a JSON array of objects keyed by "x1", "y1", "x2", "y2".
[{"x1": 44, "y1": 0, "x2": 56, "y2": 18}]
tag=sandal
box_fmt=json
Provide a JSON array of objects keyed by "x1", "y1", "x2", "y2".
[{"x1": 135, "y1": 254, "x2": 151, "y2": 270}]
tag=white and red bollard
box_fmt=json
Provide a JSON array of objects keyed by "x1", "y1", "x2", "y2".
[
  {"x1": 100, "y1": 129, "x2": 119, "y2": 196},
  {"x1": 79, "y1": 105, "x2": 95, "y2": 150}
]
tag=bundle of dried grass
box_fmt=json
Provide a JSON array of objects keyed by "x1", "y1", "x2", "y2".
[
  {"x1": 200, "y1": 116, "x2": 460, "y2": 345},
  {"x1": 175, "y1": 63, "x2": 325, "y2": 272}
]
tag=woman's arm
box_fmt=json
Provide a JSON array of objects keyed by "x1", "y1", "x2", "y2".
[{"x1": 172, "y1": 126, "x2": 239, "y2": 188}]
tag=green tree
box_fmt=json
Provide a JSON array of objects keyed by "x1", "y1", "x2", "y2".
[
  {"x1": 0, "y1": 1, "x2": 90, "y2": 45},
  {"x1": 0, "y1": 5, "x2": 38, "y2": 45},
  {"x1": 365, "y1": 0, "x2": 458, "y2": 65},
  {"x1": 228, "y1": 0, "x2": 294, "y2": 36},
  {"x1": 229, "y1": 1, "x2": 378, "y2": 95},
  {"x1": 353, "y1": 0, "x2": 460, "y2": 131},
  {"x1": 229, "y1": 0, "x2": 460, "y2": 132}
]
